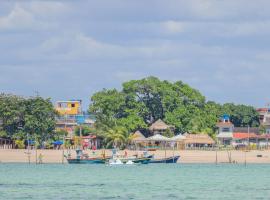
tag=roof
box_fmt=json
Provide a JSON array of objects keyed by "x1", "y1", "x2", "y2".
[
  {"x1": 171, "y1": 134, "x2": 186, "y2": 141},
  {"x1": 257, "y1": 108, "x2": 269, "y2": 112},
  {"x1": 232, "y1": 133, "x2": 270, "y2": 139},
  {"x1": 184, "y1": 134, "x2": 215, "y2": 144},
  {"x1": 147, "y1": 134, "x2": 171, "y2": 141},
  {"x1": 56, "y1": 100, "x2": 81, "y2": 103},
  {"x1": 149, "y1": 119, "x2": 171, "y2": 131},
  {"x1": 216, "y1": 122, "x2": 233, "y2": 127},
  {"x1": 132, "y1": 130, "x2": 146, "y2": 142}
]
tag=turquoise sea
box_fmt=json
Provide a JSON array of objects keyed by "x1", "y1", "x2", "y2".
[{"x1": 0, "y1": 163, "x2": 270, "y2": 200}]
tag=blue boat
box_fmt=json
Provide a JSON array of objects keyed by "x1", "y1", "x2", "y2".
[
  {"x1": 149, "y1": 156, "x2": 180, "y2": 163},
  {"x1": 66, "y1": 149, "x2": 109, "y2": 164},
  {"x1": 67, "y1": 158, "x2": 107, "y2": 164}
]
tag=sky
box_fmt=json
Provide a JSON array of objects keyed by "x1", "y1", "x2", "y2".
[{"x1": 0, "y1": 0, "x2": 270, "y2": 109}]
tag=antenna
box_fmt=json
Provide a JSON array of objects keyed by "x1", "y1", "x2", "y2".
[{"x1": 34, "y1": 91, "x2": 40, "y2": 97}]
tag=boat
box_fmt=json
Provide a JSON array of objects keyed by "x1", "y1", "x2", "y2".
[
  {"x1": 110, "y1": 156, "x2": 151, "y2": 164},
  {"x1": 66, "y1": 157, "x2": 108, "y2": 164},
  {"x1": 109, "y1": 158, "x2": 124, "y2": 165},
  {"x1": 66, "y1": 149, "x2": 109, "y2": 164},
  {"x1": 149, "y1": 155, "x2": 180, "y2": 163}
]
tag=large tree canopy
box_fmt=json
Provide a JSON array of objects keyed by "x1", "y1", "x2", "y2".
[
  {"x1": 0, "y1": 94, "x2": 56, "y2": 143},
  {"x1": 89, "y1": 77, "x2": 259, "y2": 136}
]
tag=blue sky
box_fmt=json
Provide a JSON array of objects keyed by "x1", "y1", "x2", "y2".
[{"x1": 0, "y1": 0, "x2": 270, "y2": 109}]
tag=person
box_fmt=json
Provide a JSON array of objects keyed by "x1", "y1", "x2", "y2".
[
  {"x1": 92, "y1": 145, "x2": 96, "y2": 155},
  {"x1": 124, "y1": 150, "x2": 128, "y2": 157},
  {"x1": 38, "y1": 153, "x2": 43, "y2": 164}
]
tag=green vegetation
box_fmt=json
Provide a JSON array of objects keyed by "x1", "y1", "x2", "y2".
[
  {"x1": 90, "y1": 77, "x2": 260, "y2": 142},
  {"x1": 0, "y1": 77, "x2": 260, "y2": 149},
  {"x1": 0, "y1": 94, "x2": 57, "y2": 146}
]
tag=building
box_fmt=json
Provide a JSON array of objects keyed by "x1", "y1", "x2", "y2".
[
  {"x1": 55, "y1": 100, "x2": 95, "y2": 138},
  {"x1": 149, "y1": 119, "x2": 174, "y2": 135},
  {"x1": 216, "y1": 115, "x2": 234, "y2": 145},
  {"x1": 183, "y1": 133, "x2": 215, "y2": 148},
  {"x1": 216, "y1": 114, "x2": 266, "y2": 147},
  {"x1": 256, "y1": 108, "x2": 270, "y2": 134}
]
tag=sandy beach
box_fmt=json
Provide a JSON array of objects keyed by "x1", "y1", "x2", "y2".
[{"x1": 0, "y1": 149, "x2": 270, "y2": 164}]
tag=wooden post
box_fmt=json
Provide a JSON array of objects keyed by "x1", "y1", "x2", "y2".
[
  {"x1": 164, "y1": 141, "x2": 167, "y2": 163},
  {"x1": 215, "y1": 149, "x2": 218, "y2": 165},
  {"x1": 244, "y1": 150, "x2": 247, "y2": 167}
]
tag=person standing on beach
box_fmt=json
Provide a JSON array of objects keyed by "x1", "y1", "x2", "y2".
[{"x1": 38, "y1": 153, "x2": 43, "y2": 164}]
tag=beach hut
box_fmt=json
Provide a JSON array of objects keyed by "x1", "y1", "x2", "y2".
[
  {"x1": 146, "y1": 134, "x2": 171, "y2": 150},
  {"x1": 183, "y1": 133, "x2": 215, "y2": 149},
  {"x1": 132, "y1": 130, "x2": 146, "y2": 142},
  {"x1": 147, "y1": 134, "x2": 171, "y2": 158},
  {"x1": 149, "y1": 119, "x2": 174, "y2": 135},
  {"x1": 131, "y1": 131, "x2": 147, "y2": 150},
  {"x1": 147, "y1": 134, "x2": 171, "y2": 142},
  {"x1": 171, "y1": 134, "x2": 186, "y2": 150}
]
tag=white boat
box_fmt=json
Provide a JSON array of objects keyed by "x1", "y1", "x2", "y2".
[
  {"x1": 126, "y1": 160, "x2": 134, "y2": 165},
  {"x1": 109, "y1": 158, "x2": 123, "y2": 165}
]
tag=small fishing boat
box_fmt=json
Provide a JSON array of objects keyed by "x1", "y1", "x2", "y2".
[
  {"x1": 66, "y1": 157, "x2": 108, "y2": 164},
  {"x1": 66, "y1": 149, "x2": 109, "y2": 164},
  {"x1": 120, "y1": 157, "x2": 151, "y2": 164},
  {"x1": 149, "y1": 156, "x2": 180, "y2": 164},
  {"x1": 109, "y1": 158, "x2": 124, "y2": 165}
]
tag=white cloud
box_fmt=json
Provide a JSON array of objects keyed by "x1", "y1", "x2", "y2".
[
  {"x1": 0, "y1": 4, "x2": 34, "y2": 30},
  {"x1": 162, "y1": 21, "x2": 185, "y2": 34}
]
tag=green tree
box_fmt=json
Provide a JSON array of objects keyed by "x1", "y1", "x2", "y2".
[
  {"x1": 0, "y1": 94, "x2": 25, "y2": 137},
  {"x1": 23, "y1": 96, "x2": 56, "y2": 143},
  {"x1": 104, "y1": 126, "x2": 127, "y2": 148},
  {"x1": 89, "y1": 77, "x2": 260, "y2": 138},
  {"x1": 74, "y1": 125, "x2": 94, "y2": 136}
]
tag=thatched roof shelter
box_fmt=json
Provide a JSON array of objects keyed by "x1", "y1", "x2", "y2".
[
  {"x1": 183, "y1": 134, "x2": 215, "y2": 145},
  {"x1": 132, "y1": 130, "x2": 146, "y2": 143},
  {"x1": 171, "y1": 134, "x2": 186, "y2": 141},
  {"x1": 149, "y1": 119, "x2": 172, "y2": 131},
  {"x1": 147, "y1": 134, "x2": 171, "y2": 142}
]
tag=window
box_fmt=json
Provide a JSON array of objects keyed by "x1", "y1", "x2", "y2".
[
  {"x1": 222, "y1": 128, "x2": 230, "y2": 132},
  {"x1": 71, "y1": 103, "x2": 75, "y2": 108}
]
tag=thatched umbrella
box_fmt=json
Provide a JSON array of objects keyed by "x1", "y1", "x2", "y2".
[
  {"x1": 147, "y1": 134, "x2": 171, "y2": 159},
  {"x1": 147, "y1": 134, "x2": 171, "y2": 142}
]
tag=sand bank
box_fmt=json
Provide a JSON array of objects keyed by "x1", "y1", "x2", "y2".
[{"x1": 0, "y1": 149, "x2": 270, "y2": 164}]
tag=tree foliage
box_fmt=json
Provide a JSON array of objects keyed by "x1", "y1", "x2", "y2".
[
  {"x1": 89, "y1": 77, "x2": 260, "y2": 140},
  {"x1": 0, "y1": 94, "x2": 56, "y2": 143}
]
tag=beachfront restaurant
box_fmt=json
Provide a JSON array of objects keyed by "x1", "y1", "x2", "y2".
[{"x1": 183, "y1": 134, "x2": 215, "y2": 149}]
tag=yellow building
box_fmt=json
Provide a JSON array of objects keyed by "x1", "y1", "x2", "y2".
[{"x1": 55, "y1": 100, "x2": 82, "y2": 116}]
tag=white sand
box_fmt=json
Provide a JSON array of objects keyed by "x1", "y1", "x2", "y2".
[{"x1": 0, "y1": 149, "x2": 269, "y2": 164}]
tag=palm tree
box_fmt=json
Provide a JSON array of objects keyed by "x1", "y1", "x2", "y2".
[{"x1": 104, "y1": 126, "x2": 127, "y2": 148}]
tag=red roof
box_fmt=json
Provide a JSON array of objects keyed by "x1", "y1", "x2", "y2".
[
  {"x1": 233, "y1": 133, "x2": 270, "y2": 139},
  {"x1": 257, "y1": 108, "x2": 268, "y2": 112}
]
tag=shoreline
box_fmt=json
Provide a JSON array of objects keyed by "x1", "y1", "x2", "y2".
[{"x1": 0, "y1": 149, "x2": 270, "y2": 164}]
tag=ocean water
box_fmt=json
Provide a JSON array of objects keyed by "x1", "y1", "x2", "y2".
[{"x1": 0, "y1": 164, "x2": 270, "y2": 200}]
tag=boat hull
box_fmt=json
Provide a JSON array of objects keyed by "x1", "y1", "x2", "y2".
[
  {"x1": 120, "y1": 157, "x2": 151, "y2": 164},
  {"x1": 67, "y1": 158, "x2": 107, "y2": 164},
  {"x1": 149, "y1": 156, "x2": 180, "y2": 164}
]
